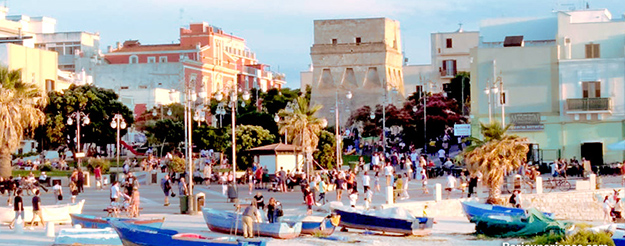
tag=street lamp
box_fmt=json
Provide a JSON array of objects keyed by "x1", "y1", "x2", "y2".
[
  {"x1": 215, "y1": 103, "x2": 226, "y2": 128},
  {"x1": 371, "y1": 87, "x2": 397, "y2": 155},
  {"x1": 215, "y1": 84, "x2": 251, "y2": 191},
  {"x1": 67, "y1": 111, "x2": 90, "y2": 167},
  {"x1": 110, "y1": 114, "x2": 127, "y2": 168},
  {"x1": 334, "y1": 90, "x2": 352, "y2": 168},
  {"x1": 152, "y1": 104, "x2": 173, "y2": 119}
]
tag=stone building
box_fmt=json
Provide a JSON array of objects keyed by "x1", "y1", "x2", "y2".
[{"x1": 310, "y1": 18, "x2": 405, "y2": 127}]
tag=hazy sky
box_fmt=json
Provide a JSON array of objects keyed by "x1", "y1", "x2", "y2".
[{"x1": 7, "y1": 0, "x2": 624, "y2": 88}]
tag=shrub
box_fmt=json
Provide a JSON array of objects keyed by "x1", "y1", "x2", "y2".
[
  {"x1": 40, "y1": 164, "x2": 53, "y2": 172},
  {"x1": 167, "y1": 156, "x2": 186, "y2": 173},
  {"x1": 560, "y1": 230, "x2": 614, "y2": 246},
  {"x1": 527, "y1": 232, "x2": 564, "y2": 244},
  {"x1": 86, "y1": 157, "x2": 110, "y2": 174}
]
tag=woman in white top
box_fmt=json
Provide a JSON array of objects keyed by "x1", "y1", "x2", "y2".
[{"x1": 603, "y1": 195, "x2": 613, "y2": 222}]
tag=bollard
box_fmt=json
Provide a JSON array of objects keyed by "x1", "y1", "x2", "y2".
[
  {"x1": 435, "y1": 183, "x2": 442, "y2": 202},
  {"x1": 386, "y1": 186, "x2": 394, "y2": 204},
  {"x1": 45, "y1": 222, "x2": 55, "y2": 237},
  {"x1": 535, "y1": 177, "x2": 543, "y2": 194},
  {"x1": 589, "y1": 174, "x2": 596, "y2": 190},
  {"x1": 14, "y1": 217, "x2": 23, "y2": 234}
]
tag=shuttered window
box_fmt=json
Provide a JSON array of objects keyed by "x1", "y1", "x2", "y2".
[{"x1": 585, "y1": 43, "x2": 600, "y2": 58}]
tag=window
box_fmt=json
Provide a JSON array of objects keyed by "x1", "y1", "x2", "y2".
[
  {"x1": 441, "y1": 60, "x2": 457, "y2": 77},
  {"x1": 497, "y1": 90, "x2": 509, "y2": 106},
  {"x1": 120, "y1": 86, "x2": 129, "y2": 90},
  {"x1": 138, "y1": 85, "x2": 148, "y2": 89},
  {"x1": 355, "y1": 37, "x2": 361, "y2": 44},
  {"x1": 582, "y1": 81, "x2": 600, "y2": 98},
  {"x1": 129, "y1": 55, "x2": 138, "y2": 64},
  {"x1": 446, "y1": 38, "x2": 452, "y2": 48},
  {"x1": 332, "y1": 39, "x2": 337, "y2": 45},
  {"x1": 147, "y1": 56, "x2": 156, "y2": 63},
  {"x1": 504, "y1": 36, "x2": 524, "y2": 47},
  {"x1": 585, "y1": 43, "x2": 600, "y2": 58},
  {"x1": 159, "y1": 56, "x2": 167, "y2": 63}
]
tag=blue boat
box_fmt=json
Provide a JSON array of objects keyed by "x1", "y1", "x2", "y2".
[
  {"x1": 109, "y1": 220, "x2": 266, "y2": 246},
  {"x1": 70, "y1": 213, "x2": 165, "y2": 229},
  {"x1": 614, "y1": 237, "x2": 625, "y2": 246},
  {"x1": 202, "y1": 208, "x2": 302, "y2": 239},
  {"x1": 461, "y1": 201, "x2": 554, "y2": 222},
  {"x1": 300, "y1": 215, "x2": 340, "y2": 236},
  {"x1": 331, "y1": 207, "x2": 433, "y2": 236}
]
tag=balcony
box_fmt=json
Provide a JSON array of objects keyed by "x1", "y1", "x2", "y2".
[
  {"x1": 566, "y1": 98, "x2": 612, "y2": 113},
  {"x1": 440, "y1": 69, "x2": 456, "y2": 78}
]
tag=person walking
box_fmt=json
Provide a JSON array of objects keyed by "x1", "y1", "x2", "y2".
[
  {"x1": 242, "y1": 200, "x2": 260, "y2": 238},
  {"x1": 160, "y1": 174, "x2": 172, "y2": 206},
  {"x1": 29, "y1": 190, "x2": 44, "y2": 229},
  {"x1": 317, "y1": 177, "x2": 326, "y2": 205},
  {"x1": 53, "y1": 181, "x2": 63, "y2": 204},
  {"x1": 8, "y1": 189, "x2": 24, "y2": 229},
  {"x1": 76, "y1": 168, "x2": 84, "y2": 194},
  {"x1": 94, "y1": 165, "x2": 103, "y2": 190}
]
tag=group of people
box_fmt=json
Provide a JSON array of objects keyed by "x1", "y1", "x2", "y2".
[
  {"x1": 12, "y1": 158, "x2": 69, "y2": 171},
  {"x1": 109, "y1": 172, "x2": 141, "y2": 217}
]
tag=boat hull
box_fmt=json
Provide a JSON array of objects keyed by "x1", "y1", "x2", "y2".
[
  {"x1": 332, "y1": 208, "x2": 433, "y2": 236},
  {"x1": 300, "y1": 216, "x2": 338, "y2": 236},
  {"x1": 70, "y1": 213, "x2": 164, "y2": 229},
  {"x1": 202, "y1": 208, "x2": 302, "y2": 239},
  {"x1": 109, "y1": 220, "x2": 265, "y2": 246},
  {"x1": 0, "y1": 200, "x2": 85, "y2": 224},
  {"x1": 615, "y1": 238, "x2": 625, "y2": 246},
  {"x1": 461, "y1": 201, "x2": 554, "y2": 222}
]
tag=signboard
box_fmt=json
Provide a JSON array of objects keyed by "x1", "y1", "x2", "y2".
[
  {"x1": 454, "y1": 124, "x2": 471, "y2": 136},
  {"x1": 510, "y1": 112, "x2": 544, "y2": 132},
  {"x1": 75, "y1": 152, "x2": 86, "y2": 158}
]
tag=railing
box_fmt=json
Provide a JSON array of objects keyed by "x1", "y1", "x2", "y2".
[
  {"x1": 566, "y1": 98, "x2": 611, "y2": 111},
  {"x1": 440, "y1": 69, "x2": 456, "y2": 78}
]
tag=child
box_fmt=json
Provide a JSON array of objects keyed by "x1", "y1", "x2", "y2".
[
  {"x1": 421, "y1": 169, "x2": 429, "y2": 194},
  {"x1": 374, "y1": 172, "x2": 380, "y2": 192},
  {"x1": 364, "y1": 186, "x2": 373, "y2": 210},
  {"x1": 348, "y1": 188, "x2": 358, "y2": 208},
  {"x1": 305, "y1": 187, "x2": 314, "y2": 215},
  {"x1": 129, "y1": 186, "x2": 140, "y2": 218}
]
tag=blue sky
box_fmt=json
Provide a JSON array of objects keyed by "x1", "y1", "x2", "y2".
[{"x1": 7, "y1": 0, "x2": 624, "y2": 88}]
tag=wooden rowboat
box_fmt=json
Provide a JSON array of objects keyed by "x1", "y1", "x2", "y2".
[
  {"x1": 300, "y1": 215, "x2": 340, "y2": 236},
  {"x1": 332, "y1": 206, "x2": 433, "y2": 236},
  {"x1": 202, "y1": 208, "x2": 301, "y2": 239},
  {"x1": 109, "y1": 220, "x2": 266, "y2": 246},
  {"x1": 461, "y1": 201, "x2": 554, "y2": 222},
  {"x1": 0, "y1": 199, "x2": 85, "y2": 224},
  {"x1": 70, "y1": 213, "x2": 165, "y2": 229}
]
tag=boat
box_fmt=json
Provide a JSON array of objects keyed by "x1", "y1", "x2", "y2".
[
  {"x1": 615, "y1": 238, "x2": 625, "y2": 246},
  {"x1": 109, "y1": 220, "x2": 266, "y2": 246},
  {"x1": 70, "y1": 213, "x2": 165, "y2": 229},
  {"x1": 0, "y1": 199, "x2": 85, "y2": 225},
  {"x1": 299, "y1": 214, "x2": 340, "y2": 236},
  {"x1": 473, "y1": 208, "x2": 567, "y2": 238},
  {"x1": 53, "y1": 227, "x2": 123, "y2": 246},
  {"x1": 331, "y1": 206, "x2": 433, "y2": 236},
  {"x1": 461, "y1": 201, "x2": 554, "y2": 222},
  {"x1": 202, "y1": 208, "x2": 302, "y2": 239}
]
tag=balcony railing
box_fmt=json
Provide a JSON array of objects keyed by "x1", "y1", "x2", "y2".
[
  {"x1": 440, "y1": 69, "x2": 456, "y2": 78},
  {"x1": 566, "y1": 98, "x2": 611, "y2": 112}
]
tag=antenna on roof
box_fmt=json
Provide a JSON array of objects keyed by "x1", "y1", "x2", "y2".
[{"x1": 456, "y1": 23, "x2": 464, "y2": 33}]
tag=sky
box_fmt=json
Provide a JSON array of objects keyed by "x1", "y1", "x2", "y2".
[{"x1": 7, "y1": 0, "x2": 625, "y2": 88}]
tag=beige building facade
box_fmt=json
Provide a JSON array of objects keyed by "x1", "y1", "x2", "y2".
[
  {"x1": 310, "y1": 18, "x2": 405, "y2": 126},
  {"x1": 470, "y1": 9, "x2": 625, "y2": 165}
]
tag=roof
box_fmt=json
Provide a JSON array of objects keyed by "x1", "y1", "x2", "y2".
[
  {"x1": 110, "y1": 43, "x2": 194, "y2": 53},
  {"x1": 247, "y1": 143, "x2": 302, "y2": 155}
]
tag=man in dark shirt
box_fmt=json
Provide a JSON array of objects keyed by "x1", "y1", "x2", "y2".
[
  {"x1": 9, "y1": 189, "x2": 24, "y2": 229},
  {"x1": 30, "y1": 190, "x2": 44, "y2": 229}
]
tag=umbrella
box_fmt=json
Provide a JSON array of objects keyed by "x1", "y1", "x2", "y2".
[{"x1": 608, "y1": 140, "x2": 625, "y2": 151}]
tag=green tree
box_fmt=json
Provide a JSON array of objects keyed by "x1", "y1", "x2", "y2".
[
  {"x1": 37, "y1": 85, "x2": 133, "y2": 156},
  {"x1": 313, "y1": 130, "x2": 336, "y2": 169},
  {"x1": 278, "y1": 97, "x2": 326, "y2": 177},
  {"x1": 193, "y1": 125, "x2": 230, "y2": 154},
  {"x1": 143, "y1": 119, "x2": 184, "y2": 155},
  {"x1": 0, "y1": 67, "x2": 46, "y2": 178},
  {"x1": 446, "y1": 72, "x2": 471, "y2": 115},
  {"x1": 234, "y1": 125, "x2": 275, "y2": 170},
  {"x1": 463, "y1": 121, "x2": 529, "y2": 204}
]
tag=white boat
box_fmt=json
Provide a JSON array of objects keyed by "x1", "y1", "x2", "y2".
[{"x1": 0, "y1": 200, "x2": 85, "y2": 224}]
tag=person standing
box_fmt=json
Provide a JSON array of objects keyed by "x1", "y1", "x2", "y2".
[
  {"x1": 267, "y1": 198, "x2": 277, "y2": 223},
  {"x1": 278, "y1": 167, "x2": 287, "y2": 192},
  {"x1": 53, "y1": 181, "x2": 63, "y2": 204},
  {"x1": 317, "y1": 177, "x2": 326, "y2": 205},
  {"x1": 129, "y1": 187, "x2": 140, "y2": 217},
  {"x1": 438, "y1": 148, "x2": 446, "y2": 164},
  {"x1": 29, "y1": 190, "x2": 44, "y2": 229},
  {"x1": 94, "y1": 165, "x2": 103, "y2": 190},
  {"x1": 374, "y1": 172, "x2": 380, "y2": 192},
  {"x1": 445, "y1": 172, "x2": 456, "y2": 199},
  {"x1": 242, "y1": 200, "x2": 260, "y2": 238},
  {"x1": 76, "y1": 168, "x2": 84, "y2": 194},
  {"x1": 220, "y1": 172, "x2": 228, "y2": 196},
  {"x1": 468, "y1": 173, "x2": 478, "y2": 198},
  {"x1": 179, "y1": 177, "x2": 189, "y2": 196},
  {"x1": 401, "y1": 173, "x2": 410, "y2": 200},
  {"x1": 8, "y1": 189, "x2": 24, "y2": 229},
  {"x1": 362, "y1": 171, "x2": 370, "y2": 192},
  {"x1": 110, "y1": 181, "x2": 121, "y2": 203},
  {"x1": 160, "y1": 175, "x2": 172, "y2": 206}
]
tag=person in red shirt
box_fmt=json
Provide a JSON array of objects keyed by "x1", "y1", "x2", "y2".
[
  {"x1": 255, "y1": 167, "x2": 263, "y2": 189},
  {"x1": 95, "y1": 165, "x2": 103, "y2": 190}
]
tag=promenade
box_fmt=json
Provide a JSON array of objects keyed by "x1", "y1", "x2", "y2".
[{"x1": 0, "y1": 173, "x2": 621, "y2": 246}]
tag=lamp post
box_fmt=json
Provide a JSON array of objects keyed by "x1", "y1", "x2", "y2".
[
  {"x1": 334, "y1": 90, "x2": 352, "y2": 167},
  {"x1": 274, "y1": 114, "x2": 287, "y2": 144},
  {"x1": 215, "y1": 84, "x2": 251, "y2": 189},
  {"x1": 67, "y1": 111, "x2": 90, "y2": 167},
  {"x1": 215, "y1": 103, "x2": 226, "y2": 128},
  {"x1": 152, "y1": 104, "x2": 173, "y2": 120},
  {"x1": 484, "y1": 80, "x2": 499, "y2": 124},
  {"x1": 110, "y1": 114, "x2": 127, "y2": 168},
  {"x1": 371, "y1": 87, "x2": 396, "y2": 155}
]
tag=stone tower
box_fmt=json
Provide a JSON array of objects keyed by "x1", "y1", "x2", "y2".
[{"x1": 310, "y1": 17, "x2": 405, "y2": 127}]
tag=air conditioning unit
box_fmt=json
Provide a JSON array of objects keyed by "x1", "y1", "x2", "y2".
[{"x1": 565, "y1": 37, "x2": 571, "y2": 44}]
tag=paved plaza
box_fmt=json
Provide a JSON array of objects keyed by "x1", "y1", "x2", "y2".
[{"x1": 0, "y1": 173, "x2": 622, "y2": 246}]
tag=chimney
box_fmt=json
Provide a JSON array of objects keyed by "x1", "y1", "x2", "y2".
[
  {"x1": 116, "y1": 42, "x2": 121, "y2": 49},
  {"x1": 107, "y1": 46, "x2": 112, "y2": 53}
]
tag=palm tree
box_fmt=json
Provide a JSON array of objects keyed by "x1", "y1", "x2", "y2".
[
  {"x1": 463, "y1": 121, "x2": 529, "y2": 204},
  {"x1": 0, "y1": 67, "x2": 46, "y2": 178},
  {"x1": 277, "y1": 96, "x2": 327, "y2": 179}
]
